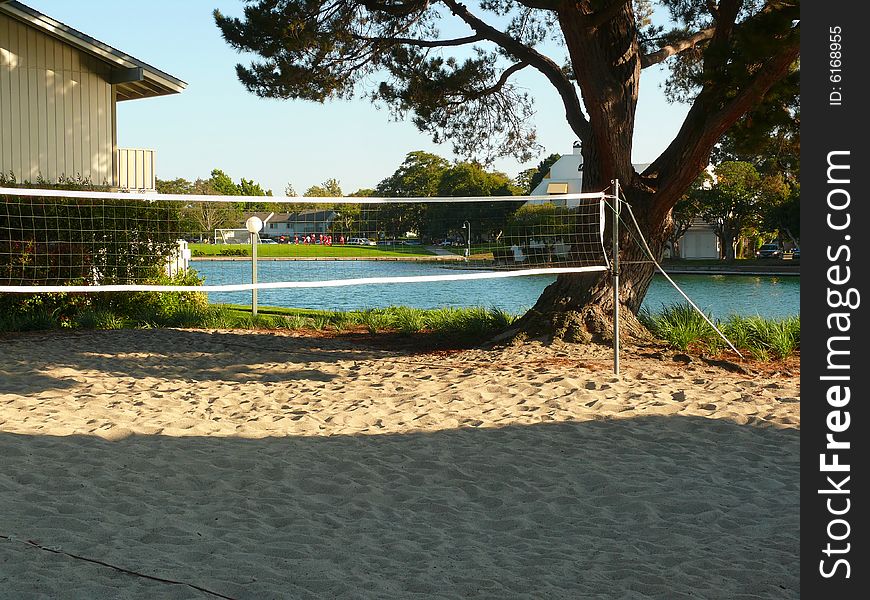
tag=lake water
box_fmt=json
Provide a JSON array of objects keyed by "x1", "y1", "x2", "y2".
[{"x1": 192, "y1": 259, "x2": 800, "y2": 320}]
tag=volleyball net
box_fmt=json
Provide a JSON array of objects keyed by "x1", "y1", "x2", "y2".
[{"x1": 0, "y1": 187, "x2": 612, "y2": 293}]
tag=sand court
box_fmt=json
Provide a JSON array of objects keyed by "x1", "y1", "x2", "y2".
[{"x1": 1, "y1": 328, "x2": 799, "y2": 599}]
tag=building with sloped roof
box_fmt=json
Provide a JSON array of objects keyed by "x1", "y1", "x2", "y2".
[{"x1": 0, "y1": 1, "x2": 186, "y2": 190}]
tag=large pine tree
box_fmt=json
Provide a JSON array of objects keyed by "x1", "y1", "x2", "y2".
[{"x1": 214, "y1": 0, "x2": 799, "y2": 342}]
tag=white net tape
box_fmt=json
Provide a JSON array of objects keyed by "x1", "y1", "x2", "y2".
[{"x1": 1, "y1": 187, "x2": 610, "y2": 294}]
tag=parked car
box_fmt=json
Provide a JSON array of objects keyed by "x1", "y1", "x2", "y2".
[
  {"x1": 347, "y1": 237, "x2": 376, "y2": 246},
  {"x1": 792, "y1": 247, "x2": 800, "y2": 260},
  {"x1": 259, "y1": 238, "x2": 278, "y2": 244},
  {"x1": 756, "y1": 243, "x2": 782, "y2": 259}
]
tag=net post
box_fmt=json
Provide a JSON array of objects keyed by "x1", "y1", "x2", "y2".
[
  {"x1": 251, "y1": 232, "x2": 258, "y2": 317},
  {"x1": 245, "y1": 216, "x2": 263, "y2": 317},
  {"x1": 611, "y1": 180, "x2": 620, "y2": 377}
]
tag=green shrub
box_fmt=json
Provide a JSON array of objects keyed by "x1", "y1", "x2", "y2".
[
  {"x1": 16, "y1": 307, "x2": 60, "y2": 331},
  {"x1": 359, "y1": 308, "x2": 391, "y2": 333},
  {"x1": 219, "y1": 247, "x2": 249, "y2": 256}
]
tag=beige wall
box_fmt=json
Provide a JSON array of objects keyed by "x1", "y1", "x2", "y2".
[{"x1": 0, "y1": 12, "x2": 115, "y2": 185}]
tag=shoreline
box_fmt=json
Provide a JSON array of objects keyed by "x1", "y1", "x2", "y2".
[
  {"x1": 659, "y1": 260, "x2": 800, "y2": 276},
  {"x1": 192, "y1": 256, "x2": 801, "y2": 276}
]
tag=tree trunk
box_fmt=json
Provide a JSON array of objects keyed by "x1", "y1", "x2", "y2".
[
  {"x1": 499, "y1": 4, "x2": 669, "y2": 345},
  {"x1": 506, "y1": 184, "x2": 673, "y2": 344},
  {"x1": 499, "y1": 1, "x2": 797, "y2": 346}
]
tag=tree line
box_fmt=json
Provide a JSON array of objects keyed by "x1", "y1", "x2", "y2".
[
  {"x1": 155, "y1": 152, "x2": 546, "y2": 243},
  {"x1": 158, "y1": 142, "x2": 799, "y2": 256}
]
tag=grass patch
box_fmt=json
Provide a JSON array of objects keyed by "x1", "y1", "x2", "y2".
[
  {"x1": 641, "y1": 302, "x2": 800, "y2": 360},
  {"x1": 0, "y1": 298, "x2": 521, "y2": 342},
  {"x1": 216, "y1": 303, "x2": 518, "y2": 340},
  {"x1": 722, "y1": 315, "x2": 800, "y2": 360},
  {"x1": 75, "y1": 309, "x2": 126, "y2": 330}
]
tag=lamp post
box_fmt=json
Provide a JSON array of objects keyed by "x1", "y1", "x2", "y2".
[
  {"x1": 462, "y1": 220, "x2": 471, "y2": 259},
  {"x1": 245, "y1": 216, "x2": 263, "y2": 316}
]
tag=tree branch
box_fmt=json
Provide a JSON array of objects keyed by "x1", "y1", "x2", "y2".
[
  {"x1": 359, "y1": 0, "x2": 429, "y2": 17},
  {"x1": 468, "y1": 62, "x2": 530, "y2": 99},
  {"x1": 513, "y1": 0, "x2": 561, "y2": 10},
  {"x1": 648, "y1": 27, "x2": 799, "y2": 205},
  {"x1": 440, "y1": 0, "x2": 591, "y2": 142},
  {"x1": 354, "y1": 33, "x2": 484, "y2": 48},
  {"x1": 641, "y1": 28, "x2": 715, "y2": 68}
]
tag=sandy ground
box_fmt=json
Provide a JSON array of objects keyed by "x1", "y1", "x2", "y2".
[{"x1": 0, "y1": 328, "x2": 799, "y2": 599}]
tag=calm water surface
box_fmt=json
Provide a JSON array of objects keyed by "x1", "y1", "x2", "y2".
[{"x1": 193, "y1": 259, "x2": 800, "y2": 319}]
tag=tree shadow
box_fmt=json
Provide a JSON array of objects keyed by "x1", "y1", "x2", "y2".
[
  {"x1": 0, "y1": 328, "x2": 419, "y2": 392},
  {"x1": 1, "y1": 416, "x2": 799, "y2": 599}
]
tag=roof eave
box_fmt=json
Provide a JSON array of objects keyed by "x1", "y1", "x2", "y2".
[{"x1": 1, "y1": 1, "x2": 187, "y2": 99}]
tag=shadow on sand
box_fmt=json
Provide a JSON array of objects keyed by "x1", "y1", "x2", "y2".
[
  {"x1": 0, "y1": 328, "x2": 424, "y2": 393},
  {"x1": 1, "y1": 416, "x2": 799, "y2": 599}
]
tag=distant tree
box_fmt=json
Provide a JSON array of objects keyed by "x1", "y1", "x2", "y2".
[
  {"x1": 430, "y1": 162, "x2": 522, "y2": 241},
  {"x1": 375, "y1": 152, "x2": 450, "y2": 239},
  {"x1": 437, "y1": 162, "x2": 516, "y2": 198},
  {"x1": 349, "y1": 188, "x2": 375, "y2": 197},
  {"x1": 239, "y1": 178, "x2": 272, "y2": 197},
  {"x1": 208, "y1": 169, "x2": 241, "y2": 196},
  {"x1": 156, "y1": 177, "x2": 194, "y2": 195},
  {"x1": 185, "y1": 178, "x2": 243, "y2": 236},
  {"x1": 304, "y1": 178, "x2": 343, "y2": 197},
  {"x1": 763, "y1": 183, "x2": 800, "y2": 246},
  {"x1": 666, "y1": 172, "x2": 710, "y2": 256},
  {"x1": 375, "y1": 151, "x2": 450, "y2": 197},
  {"x1": 695, "y1": 162, "x2": 787, "y2": 260},
  {"x1": 284, "y1": 182, "x2": 297, "y2": 197},
  {"x1": 161, "y1": 171, "x2": 275, "y2": 231},
  {"x1": 514, "y1": 168, "x2": 537, "y2": 196}
]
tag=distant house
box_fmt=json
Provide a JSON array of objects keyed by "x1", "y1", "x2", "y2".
[
  {"x1": 528, "y1": 141, "x2": 650, "y2": 207},
  {"x1": 528, "y1": 145, "x2": 722, "y2": 259},
  {"x1": 253, "y1": 210, "x2": 338, "y2": 239},
  {"x1": 676, "y1": 219, "x2": 720, "y2": 259},
  {"x1": 0, "y1": 1, "x2": 186, "y2": 190}
]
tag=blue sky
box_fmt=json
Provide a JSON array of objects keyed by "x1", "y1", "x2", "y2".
[{"x1": 26, "y1": 1, "x2": 690, "y2": 195}]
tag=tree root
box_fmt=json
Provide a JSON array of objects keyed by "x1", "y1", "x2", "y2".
[{"x1": 496, "y1": 304, "x2": 655, "y2": 347}]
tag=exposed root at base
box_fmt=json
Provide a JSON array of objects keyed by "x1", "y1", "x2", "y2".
[{"x1": 492, "y1": 305, "x2": 655, "y2": 348}]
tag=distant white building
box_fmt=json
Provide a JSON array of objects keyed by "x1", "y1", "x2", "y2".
[
  {"x1": 253, "y1": 210, "x2": 338, "y2": 239},
  {"x1": 529, "y1": 144, "x2": 721, "y2": 259},
  {"x1": 677, "y1": 219, "x2": 720, "y2": 259},
  {"x1": 528, "y1": 142, "x2": 649, "y2": 207}
]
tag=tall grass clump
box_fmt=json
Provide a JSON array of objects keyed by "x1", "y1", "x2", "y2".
[
  {"x1": 74, "y1": 309, "x2": 125, "y2": 330},
  {"x1": 392, "y1": 306, "x2": 426, "y2": 334},
  {"x1": 359, "y1": 308, "x2": 391, "y2": 333},
  {"x1": 642, "y1": 303, "x2": 801, "y2": 360},
  {"x1": 639, "y1": 303, "x2": 720, "y2": 352},
  {"x1": 275, "y1": 314, "x2": 308, "y2": 330},
  {"x1": 723, "y1": 315, "x2": 800, "y2": 359},
  {"x1": 24, "y1": 306, "x2": 62, "y2": 331}
]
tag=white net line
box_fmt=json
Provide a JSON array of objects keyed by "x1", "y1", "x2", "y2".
[
  {"x1": 0, "y1": 187, "x2": 606, "y2": 204},
  {"x1": 1, "y1": 187, "x2": 610, "y2": 294}
]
